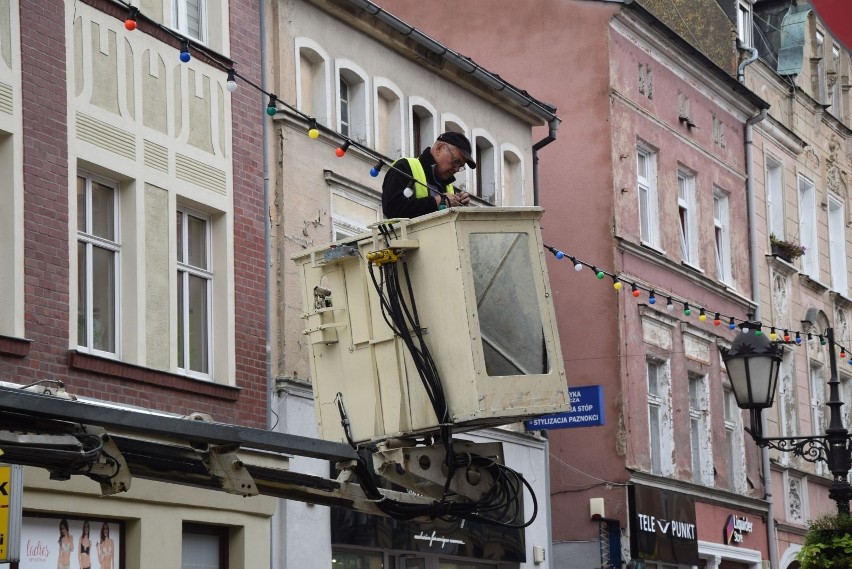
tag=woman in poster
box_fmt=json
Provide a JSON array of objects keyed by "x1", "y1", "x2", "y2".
[
  {"x1": 97, "y1": 522, "x2": 114, "y2": 569},
  {"x1": 79, "y1": 520, "x2": 92, "y2": 569},
  {"x1": 57, "y1": 519, "x2": 73, "y2": 569}
]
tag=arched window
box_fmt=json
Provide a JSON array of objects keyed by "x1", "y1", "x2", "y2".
[{"x1": 295, "y1": 40, "x2": 330, "y2": 126}]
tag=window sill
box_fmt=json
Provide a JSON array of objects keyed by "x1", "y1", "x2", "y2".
[
  {"x1": 829, "y1": 291, "x2": 852, "y2": 310},
  {"x1": 798, "y1": 273, "x2": 830, "y2": 295},
  {"x1": 766, "y1": 253, "x2": 799, "y2": 276},
  {"x1": 680, "y1": 261, "x2": 704, "y2": 274},
  {"x1": 0, "y1": 334, "x2": 32, "y2": 357},
  {"x1": 70, "y1": 351, "x2": 240, "y2": 401}
]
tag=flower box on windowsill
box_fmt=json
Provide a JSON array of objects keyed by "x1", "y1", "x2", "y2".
[{"x1": 769, "y1": 235, "x2": 806, "y2": 263}]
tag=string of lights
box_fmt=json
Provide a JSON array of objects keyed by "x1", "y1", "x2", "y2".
[
  {"x1": 108, "y1": 0, "x2": 450, "y2": 198},
  {"x1": 542, "y1": 243, "x2": 852, "y2": 361}
]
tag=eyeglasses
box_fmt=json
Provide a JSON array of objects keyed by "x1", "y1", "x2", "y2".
[{"x1": 444, "y1": 145, "x2": 466, "y2": 171}]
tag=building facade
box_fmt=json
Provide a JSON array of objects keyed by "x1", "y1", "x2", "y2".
[
  {"x1": 1, "y1": 0, "x2": 273, "y2": 566},
  {"x1": 742, "y1": 1, "x2": 852, "y2": 566},
  {"x1": 376, "y1": 1, "x2": 776, "y2": 568},
  {"x1": 263, "y1": 0, "x2": 561, "y2": 567}
]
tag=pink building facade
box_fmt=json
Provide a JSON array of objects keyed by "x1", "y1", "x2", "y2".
[{"x1": 377, "y1": 1, "x2": 772, "y2": 567}]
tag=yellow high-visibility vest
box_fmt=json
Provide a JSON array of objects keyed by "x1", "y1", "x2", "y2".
[{"x1": 404, "y1": 157, "x2": 454, "y2": 198}]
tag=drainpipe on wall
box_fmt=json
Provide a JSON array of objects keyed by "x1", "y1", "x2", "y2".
[
  {"x1": 259, "y1": 0, "x2": 278, "y2": 566},
  {"x1": 532, "y1": 118, "x2": 561, "y2": 206},
  {"x1": 741, "y1": 45, "x2": 777, "y2": 569}
]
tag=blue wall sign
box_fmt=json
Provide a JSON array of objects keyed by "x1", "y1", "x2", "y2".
[{"x1": 524, "y1": 385, "x2": 604, "y2": 430}]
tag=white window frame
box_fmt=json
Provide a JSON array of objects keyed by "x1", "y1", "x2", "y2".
[
  {"x1": 77, "y1": 172, "x2": 120, "y2": 358},
  {"x1": 816, "y1": 31, "x2": 827, "y2": 103},
  {"x1": 472, "y1": 129, "x2": 498, "y2": 205},
  {"x1": 173, "y1": 0, "x2": 208, "y2": 44},
  {"x1": 714, "y1": 189, "x2": 732, "y2": 284},
  {"x1": 176, "y1": 206, "x2": 213, "y2": 380},
  {"x1": 335, "y1": 62, "x2": 369, "y2": 145},
  {"x1": 723, "y1": 385, "x2": 746, "y2": 492},
  {"x1": 409, "y1": 97, "x2": 437, "y2": 156},
  {"x1": 294, "y1": 38, "x2": 331, "y2": 127},
  {"x1": 766, "y1": 156, "x2": 784, "y2": 239},
  {"x1": 688, "y1": 373, "x2": 712, "y2": 485},
  {"x1": 339, "y1": 76, "x2": 351, "y2": 138},
  {"x1": 830, "y1": 45, "x2": 842, "y2": 117},
  {"x1": 647, "y1": 359, "x2": 673, "y2": 476},
  {"x1": 637, "y1": 145, "x2": 660, "y2": 249},
  {"x1": 828, "y1": 194, "x2": 847, "y2": 294},
  {"x1": 501, "y1": 145, "x2": 524, "y2": 206},
  {"x1": 798, "y1": 174, "x2": 819, "y2": 278},
  {"x1": 737, "y1": 0, "x2": 753, "y2": 46},
  {"x1": 372, "y1": 79, "x2": 405, "y2": 159},
  {"x1": 678, "y1": 169, "x2": 698, "y2": 266}
]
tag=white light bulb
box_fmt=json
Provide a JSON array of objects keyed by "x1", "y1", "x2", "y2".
[
  {"x1": 226, "y1": 80, "x2": 238, "y2": 92},
  {"x1": 574, "y1": 263, "x2": 583, "y2": 271},
  {"x1": 742, "y1": 326, "x2": 750, "y2": 334},
  {"x1": 403, "y1": 188, "x2": 413, "y2": 198}
]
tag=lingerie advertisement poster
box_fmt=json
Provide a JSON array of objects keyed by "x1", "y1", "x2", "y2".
[{"x1": 17, "y1": 516, "x2": 122, "y2": 569}]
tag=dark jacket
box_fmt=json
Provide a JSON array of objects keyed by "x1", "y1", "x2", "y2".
[{"x1": 382, "y1": 147, "x2": 456, "y2": 218}]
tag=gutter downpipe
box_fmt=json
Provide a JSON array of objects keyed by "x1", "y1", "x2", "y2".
[
  {"x1": 740, "y1": 46, "x2": 778, "y2": 569},
  {"x1": 258, "y1": 0, "x2": 278, "y2": 566},
  {"x1": 532, "y1": 118, "x2": 562, "y2": 206}
]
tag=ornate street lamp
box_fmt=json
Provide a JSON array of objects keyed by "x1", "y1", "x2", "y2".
[{"x1": 721, "y1": 327, "x2": 852, "y2": 515}]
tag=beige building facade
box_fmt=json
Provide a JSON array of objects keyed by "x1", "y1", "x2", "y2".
[{"x1": 744, "y1": 1, "x2": 852, "y2": 566}]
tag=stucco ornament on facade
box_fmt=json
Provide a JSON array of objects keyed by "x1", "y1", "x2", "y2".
[
  {"x1": 825, "y1": 138, "x2": 848, "y2": 204},
  {"x1": 771, "y1": 270, "x2": 790, "y2": 326}
]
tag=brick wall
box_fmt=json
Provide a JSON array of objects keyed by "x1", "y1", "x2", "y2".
[{"x1": 2, "y1": 0, "x2": 268, "y2": 428}]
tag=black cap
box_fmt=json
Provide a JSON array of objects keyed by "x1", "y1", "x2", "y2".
[{"x1": 437, "y1": 132, "x2": 476, "y2": 169}]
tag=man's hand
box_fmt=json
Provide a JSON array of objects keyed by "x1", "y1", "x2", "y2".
[{"x1": 446, "y1": 191, "x2": 470, "y2": 207}]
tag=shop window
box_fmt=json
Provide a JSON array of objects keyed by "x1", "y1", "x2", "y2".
[
  {"x1": 77, "y1": 172, "x2": 120, "y2": 356},
  {"x1": 331, "y1": 548, "x2": 384, "y2": 569},
  {"x1": 182, "y1": 523, "x2": 228, "y2": 569}
]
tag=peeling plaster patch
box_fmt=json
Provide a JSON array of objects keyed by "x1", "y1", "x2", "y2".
[{"x1": 642, "y1": 316, "x2": 673, "y2": 349}]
